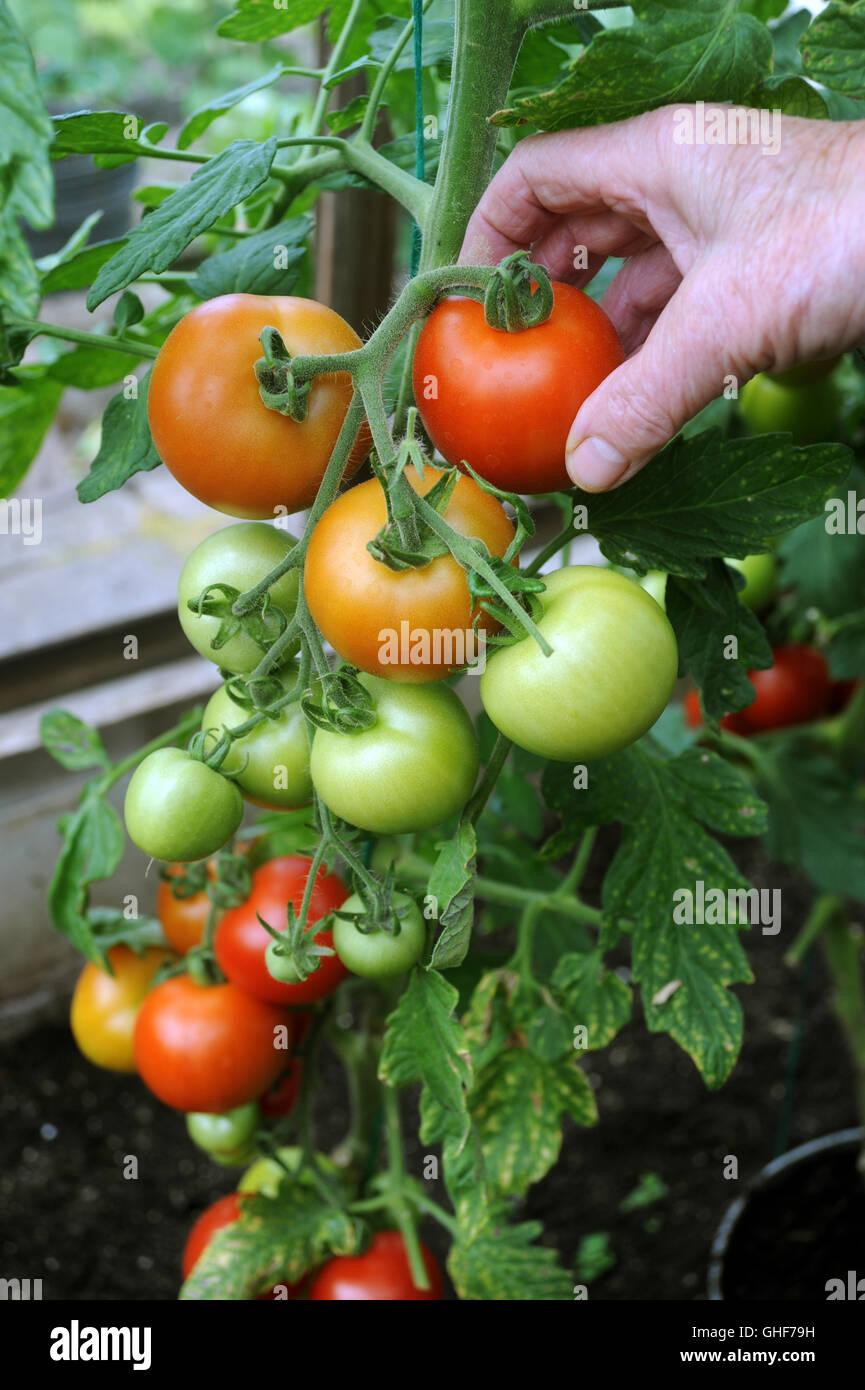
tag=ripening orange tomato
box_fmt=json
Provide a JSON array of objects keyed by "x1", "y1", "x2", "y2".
[{"x1": 70, "y1": 945, "x2": 173, "y2": 1073}]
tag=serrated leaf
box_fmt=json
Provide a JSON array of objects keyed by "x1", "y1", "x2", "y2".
[
  {"x1": 179, "y1": 64, "x2": 288, "y2": 148},
  {"x1": 666, "y1": 562, "x2": 773, "y2": 719},
  {"x1": 48, "y1": 793, "x2": 125, "y2": 963},
  {"x1": 189, "y1": 215, "x2": 311, "y2": 299},
  {"x1": 583, "y1": 429, "x2": 850, "y2": 578},
  {"x1": 544, "y1": 746, "x2": 765, "y2": 1087},
  {"x1": 492, "y1": 0, "x2": 772, "y2": 131},
  {"x1": 379, "y1": 968, "x2": 471, "y2": 1129},
  {"x1": 0, "y1": 3, "x2": 54, "y2": 229},
  {"x1": 77, "y1": 372, "x2": 159, "y2": 502},
  {"x1": 800, "y1": 1, "x2": 865, "y2": 96},
  {"x1": 448, "y1": 1219, "x2": 574, "y2": 1301},
  {"x1": 470, "y1": 1049, "x2": 596, "y2": 1199},
  {"x1": 428, "y1": 823, "x2": 478, "y2": 969},
  {"x1": 180, "y1": 1186, "x2": 362, "y2": 1300},
  {"x1": 0, "y1": 373, "x2": 63, "y2": 495},
  {"x1": 41, "y1": 710, "x2": 109, "y2": 772},
  {"x1": 552, "y1": 949, "x2": 632, "y2": 1051},
  {"x1": 87, "y1": 139, "x2": 278, "y2": 309}
]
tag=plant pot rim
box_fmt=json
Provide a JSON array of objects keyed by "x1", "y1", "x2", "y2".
[{"x1": 706, "y1": 1126, "x2": 864, "y2": 1301}]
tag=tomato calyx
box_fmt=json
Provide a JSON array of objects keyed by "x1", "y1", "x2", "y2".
[
  {"x1": 253, "y1": 325, "x2": 312, "y2": 422},
  {"x1": 260, "y1": 901, "x2": 337, "y2": 986},
  {"x1": 482, "y1": 250, "x2": 554, "y2": 333},
  {"x1": 301, "y1": 667, "x2": 377, "y2": 734},
  {"x1": 365, "y1": 446, "x2": 455, "y2": 573},
  {"x1": 185, "y1": 579, "x2": 292, "y2": 663}
]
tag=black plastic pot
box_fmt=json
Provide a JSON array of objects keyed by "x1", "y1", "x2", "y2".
[
  {"x1": 26, "y1": 154, "x2": 139, "y2": 261},
  {"x1": 708, "y1": 1127, "x2": 865, "y2": 1301}
]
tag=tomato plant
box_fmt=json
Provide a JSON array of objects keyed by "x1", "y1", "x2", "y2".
[
  {"x1": 308, "y1": 1230, "x2": 443, "y2": 1301},
  {"x1": 214, "y1": 855, "x2": 348, "y2": 1005},
  {"x1": 177, "y1": 524, "x2": 301, "y2": 675},
  {"x1": 304, "y1": 465, "x2": 514, "y2": 681},
  {"x1": 333, "y1": 892, "x2": 426, "y2": 979},
  {"x1": 134, "y1": 975, "x2": 288, "y2": 1112},
  {"x1": 310, "y1": 675, "x2": 479, "y2": 832},
  {"x1": 70, "y1": 946, "x2": 172, "y2": 1073},
  {"x1": 413, "y1": 284, "x2": 624, "y2": 493},
  {"x1": 19, "y1": 0, "x2": 865, "y2": 1314},
  {"x1": 124, "y1": 749, "x2": 243, "y2": 863},
  {"x1": 481, "y1": 567, "x2": 678, "y2": 761},
  {"x1": 149, "y1": 295, "x2": 369, "y2": 519}
]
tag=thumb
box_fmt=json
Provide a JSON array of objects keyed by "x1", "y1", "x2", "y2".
[{"x1": 565, "y1": 274, "x2": 737, "y2": 491}]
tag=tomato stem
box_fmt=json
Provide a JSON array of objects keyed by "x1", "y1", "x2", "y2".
[
  {"x1": 382, "y1": 1083, "x2": 430, "y2": 1291},
  {"x1": 464, "y1": 732, "x2": 513, "y2": 824},
  {"x1": 96, "y1": 708, "x2": 203, "y2": 792},
  {"x1": 8, "y1": 318, "x2": 160, "y2": 360}
]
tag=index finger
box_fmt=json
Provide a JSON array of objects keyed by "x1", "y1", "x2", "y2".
[{"x1": 459, "y1": 116, "x2": 664, "y2": 265}]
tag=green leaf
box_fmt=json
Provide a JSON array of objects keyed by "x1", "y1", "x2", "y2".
[
  {"x1": 583, "y1": 429, "x2": 850, "y2": 578},
  {"x1": 35, "y1": 210, "x2": 103, "y2": 273},
  {"x1": 428, "y1": 823, "x2": 478, "y2": 969},
  {"x1": 574, "y1": 1231, "x2": 616, "y2": 1283},
  {"x1": 448, "y1": 1219, "x2": 574, "y2": 1301},
  {"x1": 0, "y1": 373, "x2": 63, "y2": 495},
  {"x1": 178, "y1": 64, "x2": 289, "y2": 148},
  {"x1": 40, "y1": 711, "x2": 110, "y2": 772},
  {"x1": 189, "y1": 215, "x2": 311, "y2": 299},
  {"x1": 87, "y1": 139, "x2": 278, "y2": 309},
  {"x1": 180, "y1": 1185, "x2": 362, "y2": 1300},
  {"x1": 77, "y1": 372, "x2": 160, "y2": 503},
  {"x1": 0, "y1": 2, "x2": 54, "y2": 228},
  {"x1": 218, "y1": 0, "x2": 330, "y2": 43},
  {"x1": 46, "y1": 344, "x2": 141, "y2": 389},
  {"x1": 0, "y1": 213, "x2": 41, "y2": 318},
  {"x1": 760, "y1": 741, "x2": 865, "y2": 901},
  {"x1": 492, "y1": 0, "x2": 773, "y2": 131},
  {"x1": 552, "y1": 949, "x2": 632, "y2": 1051},
  {"x1": 51, "y1": 110, "x2": 147, "y2": 160},
  {"x1": 666, "y1": 561, "x2": 773, "y2": 720},
  {"x1": 47, "y1": 792, "x2": 125, "y2": 963},
  {"x1": 825, "y1": 613, "x2": 865, "y2": 678},
  {"x1": 800, "y1": 1, "x2": 865, "y2": 96},
  {"x1": 777, "y1": 473, "x2": 865, "y2": 618},
  {"x1": 380, "y1": 968, "x2": 471, "y2": 1131},
  {"x1": 619, "y1": 1171, "x2": 669, "y2": 1212},
  {"x1": 325, "y1": 93, "x2": 370, "y2": 134},
  {"x1": 544, "y1": 746, "x2": 766, "y2": 1087},
  {"x1": 40, "y1": 238, "x2": 126, "y2": 294},
  {"x1": 469, "y1": 1048, "x2": 596, "y2": 1199}
]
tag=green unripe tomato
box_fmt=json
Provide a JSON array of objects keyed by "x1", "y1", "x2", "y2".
[
  {"x1": 310, "y1": 674, "x2": 479, "y2": 834},
  {"x1": 480, "y1": 566, "x2": 678, "y2": 762},
  {"x1": 186, "y1": 1103, "x2": 259, "y2": 1155},
  {"x1": 210, "y1": 1140, "x2": 260, "y2": 1168},
  {"x1": 726, "y1": 553, "x2": 778, "y2": 612},
  {"x1": 264, "y1": 937, "x2": 306, "y2": 983},
  {"x1": 177, "y1": 523, "x2": 300, "y2": 674},
  {"x1": 124, "y1": 748, "x2": 243, "y2": 862},
  {"x1": 201, "y1": 666, "x2": 312, "y2": 810},
  {"x1": 333, "y1": 893, "x2": 426, "y2": 980},
  {"x1": 739, "y1": 373, "x2": 841, "y2": 445}
]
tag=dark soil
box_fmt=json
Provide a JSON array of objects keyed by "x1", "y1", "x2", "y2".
[{"x1": 0, "y1": 840, "x2": 861, "y2": 1301}]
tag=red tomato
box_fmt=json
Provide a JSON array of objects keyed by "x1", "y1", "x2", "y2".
[
  {"x1": 304, "y1": 465, "x2": 515, "y2": 681},
  {"x1": 157, "y1": 866, "x2": 210, "y2": 956},
  {"x1": 308, "y1": 1230, "x2": 443, "y2": 1301},
  {"x1": 413, "y1": 282, "x2": 624, "y2": 494},
  {"x1": 182, "y1": 1193, "x2": 303, "y2": 1299},
  {"x1": 134, "y1": 975, "x2": 288, "y2": 1112},
  {"x1": 148, "y1": 294, "x2": 369, "y2": 519},
  {"x1": 214, "y1": 856, "x2": 349, "y2": 1005},
  {"x1": 737, "y1": 645, "x2": 831, "y2": 733}
]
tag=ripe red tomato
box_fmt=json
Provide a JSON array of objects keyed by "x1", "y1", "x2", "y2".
[
  {"x1": 308, "y1": 1230, "x2": 443, "y2": 1301},
  {"x1": 181, "y1": 1193, "x2": 303, "y2": 1299},
  {"x1": 737, "y1": 645, "x2": 830, "y2": 733},
  {"x1": 304, "y1": 464, "x2": 514, "y2": 682},
  {"x1": 413, "y1": 282, "x2": 624, "y2": 493},
  {"x1": 148, "y1": 294, "x2": 369, "y2": 519},
  {"x1": 214, "y1": 856, "x2": 349, "y2": 1005},
  {"x1": 134, "y1": 975, "x2": 288, "y2": 1112},
  {"x1": 70, "y1": 946, "x2": 173, "y2": 1073}
]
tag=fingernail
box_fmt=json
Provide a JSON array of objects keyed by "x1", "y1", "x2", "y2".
[{"x1": 566, "y1": 436, "x2": 627, "y2": 491}]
